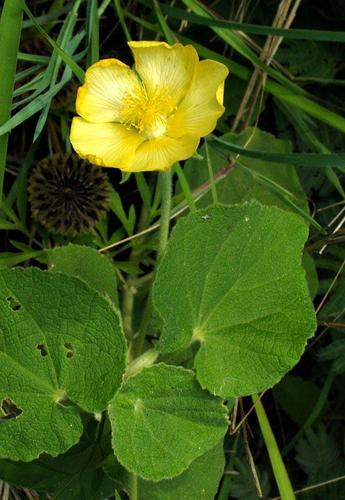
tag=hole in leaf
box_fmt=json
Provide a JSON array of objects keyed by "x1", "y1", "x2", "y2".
[
  {"x1": 6, "y1": 296, "x2": 21, "y2": 311},
  {"x1": 64, "y1": 342, "x2": 75, "y2": 358},
  {"x1": 37, "y1": 343, "x2": 48, "y2": 357},
  {"x1": 0, "y1": 398, "x2": 22, "y2": 422}
]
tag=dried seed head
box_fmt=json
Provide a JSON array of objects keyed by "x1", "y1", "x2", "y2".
[{"x1": 28, "y1": 154, "x2": 111, "y2": 237}]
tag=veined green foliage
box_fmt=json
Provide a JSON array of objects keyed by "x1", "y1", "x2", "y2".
[
  {"x1": 108, "y1": 364, "x2": 228, "y2": 481},
  {"x1": 0, "y1": 268, "x2": 126, "y2": 461},
  {"x1": 153, "y1": 203, "x2": 316, "y2": 398},
  {"x1": 48, "y1": 243, "x2": 119, "y2": 307},
  {"x1": 0, "y1": 432, "x2": 116, "y2": 499},
  {"x1": 104, "y1": 441, "x2": 225, "y2": 499}
]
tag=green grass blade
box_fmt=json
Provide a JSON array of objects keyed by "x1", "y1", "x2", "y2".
[
  {"x1": 252, "y1": 394, "x2": 296, "y2": 500},
  {"x1": 162, "y1": 5, "x2": 345, "y2": 43},
  {"x1": 0, "y1": 75, "x2": 71, "y2": 137},
  {"x1": 276, "y1": 101, "x2": 345, "y2": 199},
  {"x1": 15, "y1": 64, "x2": 43, "y2": 84},
  {"x1": 211, "y1": 135, "x2": 345, "y2": 168},
  {"x1": 181, "y1": 0, "x2": 307, "y2": 97},
  {"x1": 113, "y1": 0, "x2": 132, "y2": 41},
  {"x1": 151, "y1": 0, "x2": 175, "y2": 44},
  {"x1": 17, "y1": 52, "x2": 50, "y2": 63},
  {"x1": 13, "y1": 72, "x2": 48, "y2": 101},
  {"x1": 0, "y1": 0, "x2": 23, "y2": 206},
  {"x1": 125, "y1": 10, "x2": 159, "y2": 32},
  {"x1": 236, "y1": 162, "x2": 324, "y2": 232},
  {"x1": 31, "y1": 1, "x2": 84, "y2": 140},
  {"x1": 87, "y1": 0, "x2": 100, "y2": 66},
  {"x1": 20, "y1": 0, "x2": 85, "y2": 83},
  {"x1": 21, "y1": 5, "x2": 69, "y2": 29}
]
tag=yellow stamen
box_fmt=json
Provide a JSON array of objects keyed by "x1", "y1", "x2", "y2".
[{"x1": 120, "y1": 84, "x2": 175, "y2": 139}]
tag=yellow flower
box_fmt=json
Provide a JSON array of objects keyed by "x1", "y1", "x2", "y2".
[{"x1": 70, "y1": 41, "x2": 229, "y2": 172}]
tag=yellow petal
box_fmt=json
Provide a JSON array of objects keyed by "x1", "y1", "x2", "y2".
[
  {"x1": 129, "y1": 41, "x2": 171, "y2": 49},
  {"x1": 130, "y1": 135, "x2": 200, "y2": 172},
  {"x1": 76, "y1": 59, "x2": 141, "y2": 123},
  {"x1": 167, "y1": 60, "x2": 229, "y2": 138},
  {"x1": 128, "y1": 41, "x2": 198, "y2": 107},
  {"x1": 70, "y1": 118, "x2": 143, "y2": 169}
]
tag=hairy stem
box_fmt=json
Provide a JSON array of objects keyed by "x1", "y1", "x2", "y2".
[
  {"x1": 129, "y1": 471, "x2": 138, "y2": 500},
  {"x1": 158, "y1": 170, "x2": 172, "y2": 259},
  {"x1": 131, "y1": 171, "x2": 172, "y2": 357}
]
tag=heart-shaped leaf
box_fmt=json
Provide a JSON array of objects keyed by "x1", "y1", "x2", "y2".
[
  {"x1": 109, "y1": 364, "x2": 228, "y2": 481},
  {"x1": 153, "y1": 203, "x2": 316, "y2": 398},
  {"x1": 0, "y1": 268, "x2": 126, "y2": 461}
]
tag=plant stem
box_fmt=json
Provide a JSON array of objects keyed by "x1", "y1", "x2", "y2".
[
  {"x1": 158, "y1": 170, "x2": 172, "y2": 259},
  {"x1": 125, "y1": 348, "x2": 158, "y2": 379},
  {"x1": 129, "y1": 472, "x2": 138, "y2": 500},
  {"x1": 127, "y1": 173, "x2": 172, "y2": 499},
  {"x1": 122, "y1": 282, "x2": 135, "y2": 340},
  {"x1": 131, "y1": 291, "x2": 153, "y2": 358},
  {"x1": 252, "y1": 394, "x2": 295, "y2": 500},
  {"x1": 131, "y1": 171, "x2": 172, "y2": 357},
  {"x1": 0, "y1": 0, "x2": 23, "y2": 206}
]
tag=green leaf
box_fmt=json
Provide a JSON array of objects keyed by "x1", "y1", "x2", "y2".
[
  {"x1": 48, "y1": 244, "x2": 119, "y2": 307},
  {"x1": 183, "y1": 128, "x2": 308, "y2": 212},
  {"x1": 0, "y1": 426, "x2": 115, "y2": 499},
  {"x1": 108, "y1": 364, "x2": 228, "y2": 481},
  {"x1": 104, "y1": 441, "x2": 225, "y2": 499},
  {"x1": 153, "y1": 203, "x2": 316, "y2": 397},
  {"x1": 0, "y1": 268, "x2": 126, "y2": 461},
  {"x1": 211, "y1": 134, "x2": 345, "y2": 168},
  {"x1": 139, "y1": 441, "x2": 225, "y2": 500}
]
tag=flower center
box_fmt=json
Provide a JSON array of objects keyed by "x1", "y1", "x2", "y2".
[{"x1": 120, "y1": 84, "x2": 175, "y2": 139}]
